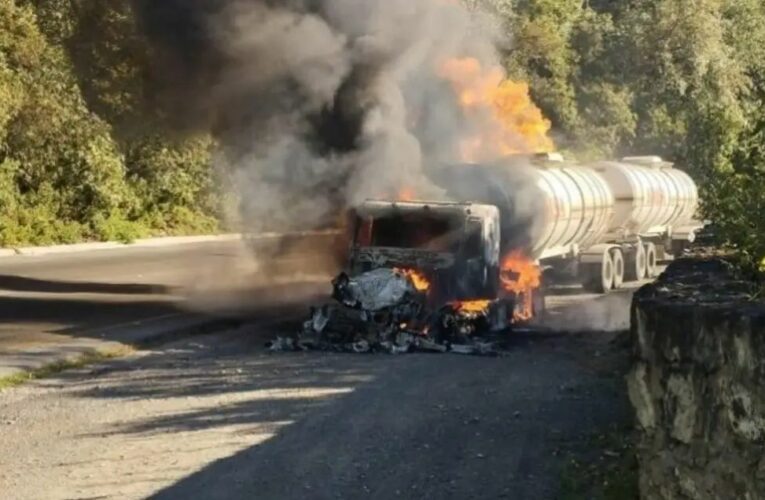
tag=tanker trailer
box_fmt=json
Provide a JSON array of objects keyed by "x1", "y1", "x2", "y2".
[
  {"x1": 428, "y1": 153, "x2": 701, "y2": 293},
  {"x1": 589, "y1": 156, "x2": 701, "y2": 281}
]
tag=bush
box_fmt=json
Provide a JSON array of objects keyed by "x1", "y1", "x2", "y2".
[
  {"x1": 0, "y1": 1, "x2": 224, "y2": 246},
  {"x1": 703, "y1": 172, "x2": 765, "y2": 272},
  {"x1": 126, "y1": 134, "x2": 223, "y2": 235}
]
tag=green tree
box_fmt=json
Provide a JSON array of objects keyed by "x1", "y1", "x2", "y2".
[
  {"x1": 490, "y1": 0, "x2": 765, "y2": 268},
  {"x1": 126, "y1": 134, "x2": 221, "y2": 235},
  {"x1": 1, "y1": 0, "x2": 222, "y2": 246},
  {"x1": 0, "y1": 0, "x2": 138, "y2": 245}
]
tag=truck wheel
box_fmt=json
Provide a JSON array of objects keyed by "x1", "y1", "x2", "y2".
[
  {"x1": 644, "y1": 242, "x2": 658, "y2": 278},
  {"x1": 625, "y1": 243, "x2": 647, "y2": 281},
  {"x1": 581, "y1": 251, "x2": 614, "y2": 293},
  {"x1": 611, "y1": 248, "x2": 625, "y2": 289}
]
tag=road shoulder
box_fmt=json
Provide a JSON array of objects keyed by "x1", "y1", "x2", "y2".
[{"x1": 0, "y1": 314, "x2": 241, "y2": 386}]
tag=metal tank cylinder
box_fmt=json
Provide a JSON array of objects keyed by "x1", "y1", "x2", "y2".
[
  {"x1": 529, "y1": 158, "x2": 614, "y2": 258},
  {"x1": 430, "y1": 155, "x2": 616, "y2": 259},
  {"x1": 590, "y1": 156, "x2": 699, "y2": 237}
]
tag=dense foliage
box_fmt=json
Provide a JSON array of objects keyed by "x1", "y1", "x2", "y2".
[
  {"x1": 489, "y1": 0, "x2": 765, "y2": 268},
  {"x1": 1, "y1": 0, "x2": 765, "y2": 263},
  {"x1": 0, "y1": 0, "x2": 223, "y2": 245}
]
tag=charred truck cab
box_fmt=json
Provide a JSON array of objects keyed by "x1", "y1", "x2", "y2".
[
  {"x1": 284, "y1": 199, "x2": 531, "y2": 355},
  {"x1": 347, "y1": 200, "x2": 518, "y2": 330},
  {"x1": 349, "y1": 201, "x2": 500, "y2": 303}
]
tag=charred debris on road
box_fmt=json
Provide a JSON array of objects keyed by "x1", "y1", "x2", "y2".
[
  {"x1": 269, "y1": 267, "x2": 514, "y2": 356},
  {"x1": 267, "y1": 199, "x2": 545, "y2": 356}
]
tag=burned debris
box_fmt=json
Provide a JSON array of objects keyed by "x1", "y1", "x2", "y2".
[
  {"x1": 268, "y1": 199, "x2": 545, "y2": 356},
  {"x1": 269, "y1": 267, "x2": 506, "y2": 355}
]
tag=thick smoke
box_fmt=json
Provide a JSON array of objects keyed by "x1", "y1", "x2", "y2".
[{"x1": 132, "y1": 0, "x2": 524, "y2": 231}]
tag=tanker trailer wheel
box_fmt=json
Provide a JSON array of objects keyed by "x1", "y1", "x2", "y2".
[
  {"x1": 644, "y1": 242, "x2": 658, "y2": 278},
  {"x1": 624, "y1": 243, "x2": 647, "y2": 281},
  {"x1": 610, "y1": 248, "x2": 625, "y2": 289},
  {"x1": 581, "y1": 250, "x2": 614, "y2": 293}
]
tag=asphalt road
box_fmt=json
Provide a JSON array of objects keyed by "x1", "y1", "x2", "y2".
[
  {"x1": 0, "y1": 234, "x2": 639, "y2": 357},
  {"x1": 0, "y1": 237, "x2": 336, "y2": 369},
  {"x1": 0, "y1": 309, "x2": 632, "y2": 500},
  {"x1": 0, "y1": 242, "x2": 644, "y2": 499}
]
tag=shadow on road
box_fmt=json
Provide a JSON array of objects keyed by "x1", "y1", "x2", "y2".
[
  {"x1": 58, "y1": 323, "x2": 629, "y2": 500},
  {"x1": 0, "y1": 276, "x2": 328, "y2": 352},
  {"x1": 0, "y1": 295, "x2": 181, "y2": 331},
  {"x1": 0, "y1": 275, "x2": 173, "y2": 295}
]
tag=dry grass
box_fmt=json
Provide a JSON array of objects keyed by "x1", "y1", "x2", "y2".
[{"x1": 0, "y1": 345, "x2": 135, "y2": 390}]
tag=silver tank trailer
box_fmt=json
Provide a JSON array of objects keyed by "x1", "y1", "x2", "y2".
[
  {"x1": 428, "y1": 155, "x2": 616, "y2": 259},
  {"x1": 530, "y1": 155, "x2": 700, "y2": 258},
  {"x1": 591, "y1": 156, "x2": 699, "y2": 239},
  {"x1": 529, "y1": 154, "x2": 701, "y2": 292},
  {"x1": 527, "y1": 157, "x2": 615, "y2": 259},
  {"x1": 430, "y1": 153, "x2": 701, "y2": 292}
]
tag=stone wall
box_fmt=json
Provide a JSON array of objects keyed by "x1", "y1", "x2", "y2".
[{"x1": 627, "y1": 258, "x2": 765, "y2": 499}]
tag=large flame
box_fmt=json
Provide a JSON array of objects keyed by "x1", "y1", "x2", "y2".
[
  {"x1": 451, "y1": 299, "x2": 492, "y2": 314},
  {"x1": 395, "y1": 268, "x2": 431, "y2": 293},
  {"x1": 439, "y1": 57, "x2": 554, "y2": 162},
  {"x1": 500, "y1": 250, "x2": 542, "y2": 322},
  {"x1": 397, "y1": 187, "x2": 416, "y2": 202}
]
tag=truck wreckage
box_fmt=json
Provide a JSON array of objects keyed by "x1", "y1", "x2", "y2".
[
  {"x1": 269, "y1": 154, "x2": 703, "y2": 355},
  {"x1": 270, "y1": 268, "x2": 505, "y2": 355},
  {"x1": 270, "y1": 201, "x2": 537, "y2": 355}
]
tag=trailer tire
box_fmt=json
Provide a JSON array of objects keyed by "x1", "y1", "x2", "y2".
[
  {"x1": 645, "y1": 242, "x2": 658, "y2": 278},
  {"x1": 611, "y1": 248, "x2": 625, "y2": 289},
  {"x1": 625, "y1": 243, "x2": 647, "y2": 281},
  {"x1": 581, "y1": 251, "x2": 614, "y2": 293}
]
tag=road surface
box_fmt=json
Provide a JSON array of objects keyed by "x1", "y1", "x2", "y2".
[
  {"x1": 0, "y1": 235, "x2": 637, "y2": 362},
  {"x1": 0, "y1": 312, "x2": 632, "y2": 500},
  {"x1": 0, "y1": 236, "x2": 336, "y2": 376},
  {"x1": 0, "y1": 242, "x2": 643, "y2": 499}
]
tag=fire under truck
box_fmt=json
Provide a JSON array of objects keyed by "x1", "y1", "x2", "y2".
[
  {"x1": 279, "y1": 154, "x2": 701, "y2": 353},
  {"x1": 344, "y1": 154, "x2": 702, "y2": 328}
]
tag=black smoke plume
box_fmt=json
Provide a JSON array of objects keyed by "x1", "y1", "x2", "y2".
[{"x1": 131, "y1": 0, "x2": 511, "y2": 231}]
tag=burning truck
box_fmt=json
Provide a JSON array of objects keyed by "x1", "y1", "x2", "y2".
[
  {"x1": 432, "y1": 154, "x2": 702, "y2": 293},
  {"x1": 276, "y1": 200, "x2": 539, "y2": 355},
  {"x1": 273, "y1": 153, "x2": 701, "y2": 355}
]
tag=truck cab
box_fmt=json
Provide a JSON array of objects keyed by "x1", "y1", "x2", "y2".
[{"x1": 347, "y1": 200, "x2": 502, "y2": 306}]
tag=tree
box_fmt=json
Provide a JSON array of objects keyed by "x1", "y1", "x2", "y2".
[
  {"x1": 490, "y1": 0, "x2": 765, "y2": 268},
  {"x1": 0, "y1": 0, "x2": 137, "y2": 244},
  {"x1": 0, "y1": 0, "x2": 223, "y2": 245}
]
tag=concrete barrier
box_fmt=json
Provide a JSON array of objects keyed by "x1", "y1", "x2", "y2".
[{"x1": 627, "y1": 258, "x2": 765, "y2": 499}]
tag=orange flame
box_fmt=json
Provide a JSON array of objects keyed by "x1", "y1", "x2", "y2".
[
  {"x1": 397, "y1": 187, "x2": 416, "y2": 202},
  {"x1": 451, "y1": 299, "x2": 492, "y2": 314},
  {"x1": 439, "y1": 57, "x2": 554, "y2": 162},
  {"x1": 500, "y1": 250, "x2": 541, "y2": 322},
  {"x1": 395, "y1": 268, "x2": 431, "y2": 292}
]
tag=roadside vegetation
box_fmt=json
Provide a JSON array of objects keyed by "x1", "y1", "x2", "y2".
[
  {"x1": 0, "y1": 345, "x2": 134, "y2": 390},
  {"x1": 1, "y1": 0, "x2": 764, "y2": 268},
  {"x1": 0, "y1": 0, "x2": 226, "y2": 246},
  {"x1": 484, "y1": 0, "x2": 765, "y2": 272}
]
